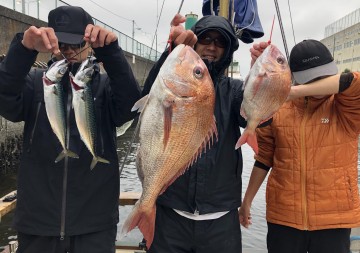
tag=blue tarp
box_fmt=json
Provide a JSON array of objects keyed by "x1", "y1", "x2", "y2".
[{"x1": 202, "y1": 0, "x2": 264, "y2": 43}]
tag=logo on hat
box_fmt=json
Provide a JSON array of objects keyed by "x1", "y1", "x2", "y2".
[
  {"x1": 55, "y1": 13, "x2": 71, "y2": 28},
  {"x1": 302, "y1": 56, "x2": 319, "y2": 63}
]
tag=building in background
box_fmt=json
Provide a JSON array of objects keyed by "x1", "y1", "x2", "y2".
[
  {"x1": 321, "y1": 8, "x2": 360, "y2": 73},
  {"x1": 228, "y1": 61, "x2": 244, "y2": 81}
]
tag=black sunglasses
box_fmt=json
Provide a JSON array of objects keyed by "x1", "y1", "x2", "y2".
[
  {"x1": 197, "y1": 34, "x2": 226, "y2": 48},
  {"x1": 59, "y1": 41, "x2": 87, "y2": 50}
]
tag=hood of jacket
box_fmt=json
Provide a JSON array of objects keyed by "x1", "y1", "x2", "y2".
[{"x1": 191, "y1": 15, "x2": 239, "y2": 80}]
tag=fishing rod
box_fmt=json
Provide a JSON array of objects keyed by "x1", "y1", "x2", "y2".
[
  {"x1": 273, "y1": 0, "x2": 290, "y2": 61},
  {"x1": 120, "y1": 0, "x2": 188, "y2": 177}
]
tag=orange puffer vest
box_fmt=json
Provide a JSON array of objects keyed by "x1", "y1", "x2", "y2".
[{"x1": 255, "y1": 72, "x2": 360, "y2": 230}]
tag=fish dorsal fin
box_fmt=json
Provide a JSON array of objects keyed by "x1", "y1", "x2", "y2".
[
  {"x1": 158, "y1": 115, "x2": 218, "y2": 196},
  {"x1": 131, "y1": 95, "x2": 149, "y2": 113}
]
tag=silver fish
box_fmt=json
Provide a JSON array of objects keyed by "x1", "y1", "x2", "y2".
[
  {"x1": 43, "y1": 59, "x2": 79, "y2": 162},
  {"x1": 70, "y1": 57, "x2": 109, "y2": 170},
  {"x1": 235, "y1": 44, "x2": 291, "y2": 154}
]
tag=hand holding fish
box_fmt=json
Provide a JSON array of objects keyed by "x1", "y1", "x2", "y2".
[
  {"x1": 250, "y1": 41, "x2": 270, "y2": 67},
  {"x1": 22, "y1": 26, "x2": 60, "y2": 54},
  {"x1": 169, "y1": 14, "x2": 197, "y2": 47},
  {"x1": 84, "y1": 24, "x2": 118, "y2": 48}
]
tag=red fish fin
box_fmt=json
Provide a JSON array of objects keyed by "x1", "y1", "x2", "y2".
[
  {"x1": 252, "y1": 74, "x2": 265, "y2": 99},
  {"x1": 159, "y1": 116, "x2": 219, "y2": 196},
  {"x1": 186, "y1": 115, "x2": 218, "y2": 168},
  {"x1": 163, "y1": 98, "x2": 174, "y2": 148},
  {"x1": 235, "y1": 129, "x2": 259, "y2": 154},
  {"x1": 132, "y1": 95, "x2": 149, "y2": 113},
  {"x1": 120, "y1": 201, "x2": 156, "y2": 250}
]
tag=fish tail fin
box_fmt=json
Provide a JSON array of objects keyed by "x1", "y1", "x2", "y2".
[
  {"x1": 55, "y1": 149, "x2": 79, "y2": 163},
  {"x1": 120, "y1": 202, "x2": 156, "y2": 250},
  {"x1": 90, "y1": 156, "x2": 110, "y2": 170},
  {"x1": 66, "y1": 150, "x2": 79, "y2": 159},
  {"x1": 235, "y1": 129, "x2": 259, "y2": 154}
]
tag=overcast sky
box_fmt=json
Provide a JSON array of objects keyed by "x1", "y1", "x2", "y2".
[{"x1": 64, "y1": 0, "x2": 359, "y2": 76}]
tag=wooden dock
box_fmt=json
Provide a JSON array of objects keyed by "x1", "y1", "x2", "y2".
[{"x1": 0, "y1": 190, "x2": 16, "y2": 223}]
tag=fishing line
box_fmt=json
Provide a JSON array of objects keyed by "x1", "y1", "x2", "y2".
[
  {"x1": 268, "y1": 15, "x2": 275, "y2": 44},
  {"x1": 119, "y1": 0, "x2": 170, "y2": 176},
  {"x1": 120, "y1": 0, "x2": 186, "y2": 176}
]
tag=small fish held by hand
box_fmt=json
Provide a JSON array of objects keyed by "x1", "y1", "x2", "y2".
[
  {"x1": 70, "y1": 56, "x2": 110, "y2": 170},
  {"x1": 43, "y1": 59, "x2": 79, "y2": 162}
]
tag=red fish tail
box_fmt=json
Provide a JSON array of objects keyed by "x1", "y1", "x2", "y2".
[
  {"x1": 235, "y1": 129, "x2": 259, "y2": 154},
  {"x1": 120, "y1": 202, "x2": 156, "y2": 250}
]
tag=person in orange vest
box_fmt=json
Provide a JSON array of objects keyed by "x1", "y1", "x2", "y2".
[{"x1": 240, "y1": 39, "x2": 360, "y2": 253}]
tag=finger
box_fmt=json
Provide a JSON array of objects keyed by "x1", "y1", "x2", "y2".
[
  {"x1": 45, "y1": 28, "x2": 59, "y2": 53},
  {"x1": 105, "y1": 32, "x2": 117, "y2": 45},
  {"x1": 170, "y1": 14, "x2": 185, "y2": 26},
  {"x1": 39, "y1": 28, "x2": 53, "y2": 50},
  {"x1": 174, "y1": 31, "x2": 194, "y2": 46},
  {"x1": 97, "y1": 29, "x2": 107, "y2": 47},
  {"x1": 170, "y1": 26, "x2": 185, "y2": 41},
  {"x1": 181, "y1": 31, "x2": 196, "y2": 46},
  {"x1": 188, "y1": 35, "x2": 198, "y2": 48},
  {"x1": 84, "y1": 24, "x2": 94, "y2": 40},
  {"x1": 89, "y1": 26, "x2": 101, "y2": 43},
  {"x1": 260, "y1": 41, "x2": 270, "y2": 49},
  {"x1": 27, "y1": 26, "x2": 42, "y2": 36}
]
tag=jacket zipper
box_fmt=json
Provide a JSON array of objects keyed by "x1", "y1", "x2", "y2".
[
  {"x1": 60, "y1": 82, "x2": 72, "y2": 240},
  {"x1": 27, "y1": 102, "x2": 41, "y2": 152},
  {"x1": 300, "y1": 97, "x2": 309, "y2": 230}
]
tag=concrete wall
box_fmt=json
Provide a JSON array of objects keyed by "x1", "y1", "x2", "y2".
[
  {"x1": 0, "y1": 5, "x2": 49, "y2": 62},
  {"x1": 0, "y1": 5, "x2": 154, "y2": 85}
]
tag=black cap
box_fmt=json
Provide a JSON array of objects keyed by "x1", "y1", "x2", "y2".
[
  {"x1": 48, "y1": 6, "x2": 94, "y2": 45},
  {"x1": 289, "y1": 39, "x2": 338, "y2": 84}
]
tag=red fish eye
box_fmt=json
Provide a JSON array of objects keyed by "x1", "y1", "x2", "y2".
[
  {"x1": 277, "y1": 57, "x2": 285, "y2": 65},
  {"x1": 193, "y1": 67, "x2": 203, "y2": 79}
]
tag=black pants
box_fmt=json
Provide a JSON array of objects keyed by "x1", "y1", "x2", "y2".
[
  {"x1": 267, "y1": 222, "x2": 351, "y2": 253},
  {"x1": 148, "y1": 204, "x2": 242, "y2": 253},
  {"x1": 17, "y1": 226, "x2": 117, "y2": 253}
]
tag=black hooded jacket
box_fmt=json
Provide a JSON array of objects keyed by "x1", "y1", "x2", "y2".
[
  {"x1": 0, "y1": 34, "x2": 141, "y2": 236},
  {"x1": 141, "y1": 16, "x2": 248, "y2": 214}
]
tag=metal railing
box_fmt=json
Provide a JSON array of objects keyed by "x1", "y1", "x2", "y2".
[{"x1": 0, "y1": 0, "x2": 161, "y2": 61}]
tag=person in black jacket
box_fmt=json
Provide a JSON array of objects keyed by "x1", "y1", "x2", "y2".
[
  {"x1": 142, "y1": 14, "x2": 264, "y2": 253},
  {"x1": 0, "y1": 6, "x2": 141, "y2": 253}
]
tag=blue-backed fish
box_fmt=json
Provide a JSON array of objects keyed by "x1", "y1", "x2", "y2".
[
  {"x1": 43, "y1": 59, "x2": 79, "y2": 162},
  {"x1": 70, "y1": 57, "x2": 109, "y2": 170}
]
